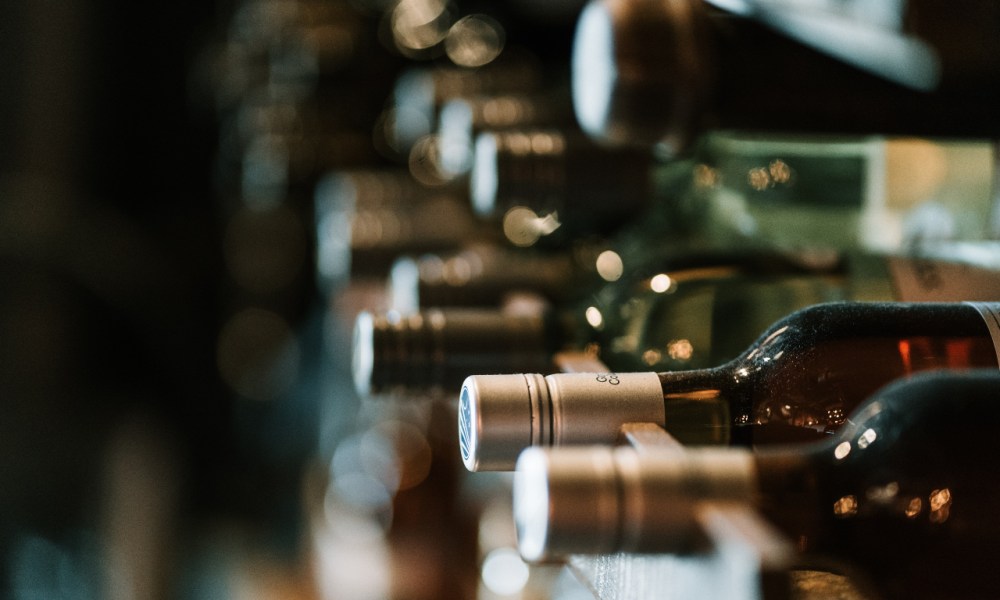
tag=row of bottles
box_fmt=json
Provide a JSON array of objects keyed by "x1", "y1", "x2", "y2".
[
  {"x1": 512, "y1": 369, "x2": 1000, "y2": 599},
  {"x1": 17, "y1": 0, "x2": 997, "y2": 598},
  {"x1": 318, "y1": 1, "x2": 1000, "y2": 600},
  {"x1": 295, "y1": 3, "x2": 591, "y2": 600}
]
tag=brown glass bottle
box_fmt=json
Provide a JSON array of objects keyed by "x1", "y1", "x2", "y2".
[
  {"x1": 461, "y1": 302, "x2": 1000, "y2": 470},
  {"x1": 514, "y1": 371, "x2": 1000, "y2": 599},
  {"x1": 362, "y1": 249, "x2": 855, "y2": 398},
  {"x1": 663, "y1": 301, "x2": 1000, "y2": 446}
]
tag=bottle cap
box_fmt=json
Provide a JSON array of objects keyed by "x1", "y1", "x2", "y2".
[
  {"x1": 316, "y1": 169, "x2": 482, "y2": 283},
  {"x1": 572, "y1": 0, "x2": 711, "y2": 154},
  {"x1": 459, "y1": 372, "x2": 665, "y2": 471},
  {"x1": 314, "y1": 169, "x2": 430, "y2": 286},
  {"x1": 352, "y1": 309, "x2": 553, "y2": 398},
  {"x1": 513, "y1": 446, "x2": 755, "y2": 560},
  {"x1": 391, "y1": 61, "x2": 545, "y2": 153},
  {"x1": 438, "y1": 93, "x2": 574, "y2": 179},
  {"x1": 470, "y1": 129, "x2": 653, "y2": 243}
]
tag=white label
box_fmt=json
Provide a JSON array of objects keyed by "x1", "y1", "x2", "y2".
[
  {"x1": 890, "y1": 257, "x2": 1000, "y2": 301},
  {"x1": 965, "y1": 302, "x2": 1000, "y2": 367}
]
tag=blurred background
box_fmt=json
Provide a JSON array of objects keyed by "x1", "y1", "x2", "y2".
[
  {"x1": 2, "y1": 0, "x2": 999, "y2": 598},
  {"x1": 0, "y1": 1, "x2": 582, "y2": 598}
]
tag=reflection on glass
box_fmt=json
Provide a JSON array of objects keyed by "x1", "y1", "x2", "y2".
[
  {"x1": 929, "y1": 488, "x2": 952, "y2": 523},
  {"x1": 442, "y1": 253, "x2": 479, "y2": 285},
  {"x1": 642, "y1": 349, "x2": 662, "y2": 366},
  {"x1": 857, "y1": 428, "x2": 877, "y2": 449},
  {"x1": 445, "y1": 15, "x2": 504, "y2": 67},
  {"x1": 748, "y1": 166, "x2": 772, "y2": 191},
  {"x1": 694, "y1": 163, "x2": 720, "y2": 189},
  {"x1": 866, "y1": 481, "x2": 899, "y2": 503},
  {"x1": 769, "y1": 159, "x2": 793, "y2": 184},
  {"x1": 833, "y1": 494, "x2": 859, "y2": 517},
  {"x1": 437, "y1": 100, "x2": 475, "y2": 178},
  {"x1": 408, "y1": 135, "x2": 449, "y2": 186},
  {"x1": 391, "y1": 0, "x2": 453, "y2": 54},
  {"x1": 667, "y1": 339, "x2": 694, "y2": 361},
  {"x1": 585, "y1": 306, "x2": 604, "y2": 329},
  {"x1": 649, "y1": 273, "x2": 673, "y2": 293},
  {"x1": 482, "y1": 96, "x2": 530, "y2": 126},
  {"x1": 502, "y1": 206, "x2": 560, "y2": 247},
  {"x1": 481, "y1": 547, "x2": 530, "y2": 596},
  {"x1": 834, "y1": 441, "x2": 852, "y2": 460},
  {"x1": 595, "y1": 250, "x2": 623, "y2": 282}
]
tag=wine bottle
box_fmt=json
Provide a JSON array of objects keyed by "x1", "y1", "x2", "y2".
[
  {"x1": 367, "y1": 252, "x2": 1000, "y2": 399},
  {"x1": 388, "y1": 242, "x2": 586, "y2": 312},
  {"x1": 436, "y1": 89, "x2": 578, "y2": 182},
  {"x1": 313, "y1": 169, "x2": 488, "y2": 292},
  {"x1": 460, "y1": 301, "x2": 1000, "y2": 471},
  {"x1": 471, "y1": 125, "x2": 997, "y2": 254},
  {"x1": 352, "y1": 308, "x2": 560, "y2": 398},
  {"x1": 387, "y1": 59, "x2": 546, "y2": 156},
  {"x1": 470, "y1": 128, "x2": 657, "y2": 246},
  {"x1": 571, "y1": 0, "x2": 1000, "y2": 153},
  {"x1": 512, "y1": 370, "x2": 1000, "y2": 599},
  {"x1": 360, "y1": 249, "x2": 850, "y2": 396},
  {"x1": 688, "y1": 133, "x2": 998, "y2": 254}
]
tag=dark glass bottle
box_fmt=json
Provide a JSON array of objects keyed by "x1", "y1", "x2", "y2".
[
  {"x1": 388, "y1": 59, "x2": 546, "y2": 157},
  {"x1": 358, "y1": 249, "x2": 855, "y2": 397},
  {"x1": 461, "y1": 301, "x2": 1000, "y2": 470},
  {"x1": 367, "y1": 252, "x2": 1000, "y2": 398},
  {"x1": 513, "y1": 370, "x2": 1000, "y2": 599},
  {"x1": 471, "y1": 124, "x2": 998, "y2": 256},
  {"x1": 352, "y1": 307, "x2": 561, "y2": 398},
  {"x1": 571, "y1": 0, "x2": 1000, "y2": 153},
  {"x1": 313, "y1": 168, "x2": 488, "y2": 292},
  {"x1": 470, "y1": 128, "x2": 657, "y2": 246},
  {"x1": 436, "y1": 89, "x2": 578, "y2": 182},
  {"x1": 387, "y1": 242, "x2": 586, "y2": 312}
]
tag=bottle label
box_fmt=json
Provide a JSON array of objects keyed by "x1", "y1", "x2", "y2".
[
  {"x1": 965, "y1": 302, "x2": 1000, "y2": 366},
  {"x1": 890, "y1": 257, "x2": 1000, "y2": 301}
]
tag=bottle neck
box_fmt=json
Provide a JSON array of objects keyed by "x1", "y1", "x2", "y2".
[
  {"x1": 657, "y1": 368, "x2": 735, "y2": 446},
  {"x1": 393, "y1": 244, "x2": 583, "y2": 311},
  {"x1": 659, "y1": 302, "x2": 1000, "y2": 446},
  {"x1": 356, "y1": 308, "x2": 563, "y2": 396}
]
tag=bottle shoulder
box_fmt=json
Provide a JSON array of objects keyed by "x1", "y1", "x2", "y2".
[
  {"x1": 721, "y1": 302, "x2": 998, "y2": 438},
  {"x1": 758, "y1": 301, "x2": 991, "y2": 341},
  {"x1": 758, "y1": 373, "x2": 1000, "y2": 598}
]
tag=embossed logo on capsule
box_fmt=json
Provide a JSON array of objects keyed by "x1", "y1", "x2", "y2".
[
  {"x1": 459, "y1": 386, "x2": 473, "y2": 462},
  {"x1": 595, "y1": 373, "x2": 620, "y2": 385}
]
